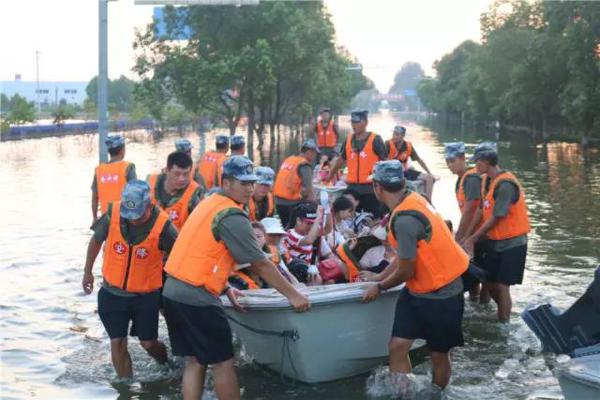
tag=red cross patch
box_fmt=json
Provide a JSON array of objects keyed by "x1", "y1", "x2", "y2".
[
  {"x1": 135, "y1": 247, "x2": 149, "y2": 259},
  {"x1": 483, "y1": 199, "x2": 491, "y2": 209},
  {"x1": 168, "y1": 210, "x2": 180, "y2": 221},
  {"x1": 113, "y1": 241, "x2": 126, "y2": 255}
]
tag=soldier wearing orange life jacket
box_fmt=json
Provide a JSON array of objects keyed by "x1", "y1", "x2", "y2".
[
  {"x1": 197, "y1": 135, "x2": 229, "y2": 190},
  {"x1": 328, "y1": 110, "x2": 388, "y2": 217},
  {"x1": 147, "y1": 151, "x2": 203, "y2": 231},
  {"x1": 82, "y1": 180, "x2": 178, "y2": 378},
  {"x1": 444, "y1": 142, "x2": 487, "y2": 302},
  {"x1": 246, "y1": 166, "x2": 275, "y2": 222},
  {"x1": 463, "y1": 142, "x2": 530, "y2": 322},
  {"x1": 313, "y1": 107, "x2": 339, "y2": 157},
  {"x1": 161, "y1": 156, "x2": 309, "y2": 399},
  {"x1": 273, "y1": 139, "x2": 319, "y2": 227},
  {"x1": 362, "y1": 160, "x2": 469, "y2": 391},
  {"x1": 91, "y1": 135, "x2": 136, "y2": 227}
]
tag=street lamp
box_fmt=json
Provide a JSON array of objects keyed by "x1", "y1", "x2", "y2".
[{"x1": 98, "y1": 0, "x2": 118, "y2": 163}]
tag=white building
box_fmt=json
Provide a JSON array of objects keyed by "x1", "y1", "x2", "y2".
[{"x1": 1, "y1": 77, "x2": 88, "y2": 106}]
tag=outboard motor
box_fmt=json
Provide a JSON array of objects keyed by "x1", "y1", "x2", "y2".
[{"x1": 522, "y1": 266, "x2": 600, "y2": 355}]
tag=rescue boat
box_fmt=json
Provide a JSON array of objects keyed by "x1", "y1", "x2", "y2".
[{"x1": 221, "y1": 282, "x2": 423, "y2": 383}]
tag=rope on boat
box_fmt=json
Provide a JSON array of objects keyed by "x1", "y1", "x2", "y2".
[{"x1": 226, "y1": 315, "x2": 300, "y2": 384}]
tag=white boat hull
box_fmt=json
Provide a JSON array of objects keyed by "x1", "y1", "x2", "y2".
[
  {"x1": 557, "y1": 353, "x2": 600, "y2": 400},
  {"x1": 223, "y1": 283, "x2": 418, "y2": 383}
]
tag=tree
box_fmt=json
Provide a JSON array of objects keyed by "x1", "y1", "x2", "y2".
[
  {"x1": 51, "y1": 104, "x2": 75, "y2": 127},
  {"x1": 85, "y1": 75, "x2": 136, "y2": 112},
  {"x1": 7, "y1": 94, "x2": 35, "y2": 125},
  {"x1": 388, "y1": 62, "x2": 425, "y2": 111}
]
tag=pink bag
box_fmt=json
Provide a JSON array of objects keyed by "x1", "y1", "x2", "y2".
[{"x1": 318, "y1": 259, "x2": 344, "y2": 282}]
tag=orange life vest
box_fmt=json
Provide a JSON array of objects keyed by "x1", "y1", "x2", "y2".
[
  {"x1": 247, "y1": 192, "x2": 275, "y2": 222},
  {"x1": 148, "y1": 174, "x2": 199, "y2": 231},
  {"x1": 345, "y1": 133, "x2": 380, "y2": 184},
  {"x1": 456, "y1": 168, "x2": 481, "y2": 214},
  {"x1": 387, "y1": 192, "x2": 469, "y2": 294},
  {"x1": 482, "y1": 171, "x2": 531, "y2": 240},
  {"x1": 164, "y1": 193, "x2": 245, "y2": 296},
  {"x1": 95, "y1": 160, "x2": 132, "y2": 214},
  {"x1": 387, "y1": 140, "x2": 413, "y2": 169},
  {"x1": 232, "y1": 271, "x2": 260, "y2": 290},
  {"x1": 102, "y1": 203, "x2": 169, "y2": 293},
  {"x1": 273, "y1": 155, "x2": 310, "y2": 201},
  {"x1": 335, "y1": 243, "x2": 361, "y2": 283},
  {"x1": 316, "y1": 120, "x2": 337, "y2": 148},
  {"x1": 198, "y1": 151, "x2": 227, "y2": 190}
]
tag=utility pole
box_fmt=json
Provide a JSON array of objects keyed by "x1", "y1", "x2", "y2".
[
  {"x1": 36, "y1": 50, "x2": 41, "y2": 117},
  {"x1": 98, "y1": 0, "x2": 110, "y2": 163}
]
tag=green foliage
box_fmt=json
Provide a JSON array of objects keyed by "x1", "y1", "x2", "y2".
[
  {"x1": 418, "y1": 0, "x2": 600, "y2": 137},
  {"x1": 51, "y1": 104, "x2": 76, "y2": 127},
  {"x1": 133, "y1": 2, "x2": 369, "y2": 138},
  {"x1": 86, "y1": 75, "x2": 136, "y2": 112},
  {"x1": 6, "y1": 94, "x2": 35, "y2": 125},
  {"x1": 388, "y1": 62, "x2": 425, "y2": 111}
]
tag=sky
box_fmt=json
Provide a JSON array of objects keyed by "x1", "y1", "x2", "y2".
[{"x1": 0, "y1": 0, "x2": 491, "y2": 93}]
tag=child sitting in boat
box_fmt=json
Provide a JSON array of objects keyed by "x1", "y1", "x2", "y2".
[
  {"x1": 228, "y1": 221, "x2": 296, "y2": 290},
  {"x1": 341, "y1": 189, "x2": 378, "y2": 236},
  {"x1": 314, "y1": 153, "x2": 341, "y2": 186},
  {"x1": 283, "y1": 202, "x2": 344, "y2": 285},
  {"x1": 260, "y1": 218, "x2": 299, "y2": 285},
  {"x1": 326, "y1": 195, "x2": 357, "y2": 251}
]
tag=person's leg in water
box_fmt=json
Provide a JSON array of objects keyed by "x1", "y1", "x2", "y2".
[
  {"x1": 430, "y1": 351, "x2": 452, "y2": 388},
  {"x1": 110, "y1": 337, "x2": 132, "y2": 378},
  {"x1": 212, "y1": 357, "x2": 241, "y2": 400},
  {"x1": 488, "y1": 282, "x2": 512, "y2": 321},
  {"x1": 182, "y1": 356, "x2": 207, "y2": 400},
  {"x1": 139, "y1": 339, "x2": 168, "y2": 364},
  {"x1": 389, "y1": 337, "x2": 413, "y2": 373}
]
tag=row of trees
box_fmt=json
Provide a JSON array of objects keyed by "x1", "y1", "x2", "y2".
[
  {"x1": 417, "y1": 0, "x2": 600, "y2": 141},
  {"x1": 133, "y1": 1, "x2": 370, "y2": 152}
]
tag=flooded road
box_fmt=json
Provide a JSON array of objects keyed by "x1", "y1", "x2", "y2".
[{"x1": 1, "y1": 113, "x2": 598, "y2": 399}]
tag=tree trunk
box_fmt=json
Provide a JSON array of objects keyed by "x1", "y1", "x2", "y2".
[{"x1": 246, "y1": 91, "x2": 255, "y2": 161}]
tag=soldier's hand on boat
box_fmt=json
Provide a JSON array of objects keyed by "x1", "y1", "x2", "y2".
[
  {"x1": 82, "y1": 273, "x2": 94, "y2": 294},
  {"x1": 358, "y1": 270, "x2": 378, "y2": 282},
  {"x1": 226, "y1": 287, "x2": 246, "y2": 313},
  {"x1": 290, "y1": 293, "x2": 310, "y2": 312},
  {"x1": 362, "y1": 283, "x2": 381, "y2": 303}
]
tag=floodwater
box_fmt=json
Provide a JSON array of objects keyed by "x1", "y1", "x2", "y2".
[{"x1": 1, "y1": 113, "x2": 598, "y2": 399}]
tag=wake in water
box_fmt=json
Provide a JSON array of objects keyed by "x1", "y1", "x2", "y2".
[{"x1": 366, "y1": 368, "x2": 445, "y2": 400}]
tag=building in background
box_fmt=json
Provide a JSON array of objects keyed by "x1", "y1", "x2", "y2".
[{"x1": 1, "y1": 76, "x2": 87, "y2": 106}]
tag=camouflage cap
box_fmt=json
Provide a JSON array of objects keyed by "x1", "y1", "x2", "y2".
[
  {"x1": 301, "y1": 138, "x2": 320, "y2": 154},
  {"x1": 255, "y1": 166, "x2": 275, "y2": 186},
  {"x1": 469, "y1": 141, "x2": 498, "y2": 162},
  {"x1": 369, "y1": 160, "x2": 405, "y2": 185},
  {"x1": 215, "y1": 135, "x2": 230, "y2": 146},
  {"x1": 231, "y1": 135, "x2": 245, "y2": 147},
  {"x1": 319, "y1": 107, "x2": 331, "y2": 113},
  {"x1": 444, "y1": 141, "x2": 466, "y2": 160},
  {"x1": 222, "y1": 155, "x2": 258, "y2": 182},
  {"x1": 105, "y1": 134, "x2": 125, "y2": 150},
  {"x1": 350, "y1": 109, "x2": 368, "y2": 123},
  {"x1": 393, "y1": 125, "x2": 406, "y2": 135},
  {"x1": 120, "y1": 180, "x2": 151, "y2": 220},
  {"x1": 175, "y1": 138, "x2": 193, "y2": 152}
]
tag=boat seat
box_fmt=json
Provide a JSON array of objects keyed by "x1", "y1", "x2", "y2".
[{"x1": 522, "y1": 266, "x2": 600, "y2": 355}]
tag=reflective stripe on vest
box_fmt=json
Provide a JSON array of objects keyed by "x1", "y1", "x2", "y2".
[
  {"x1": 456, "y1": 168, "x2": 481, "y2": 214},
  {"x1": 273, "y1": 155, "x2": 310, "y2": 201},
  {"x1": 95, "y1": 161, "x2": 131, "y2": 214},
  {"x1": 336, "y1": 243, "x2": 360, "y2": 283},
  {"x1": 316, "y1": 120, "x2": 337, "y2": 147},
  {"x1": 102, "y1": 203, "x2": 169, "y2": 293},
  {"x1": 164, "y1": 193, "x2": 244, "y2": 296},
  {"x1": 148, "y1": 174, "x2": 199, "y2": 231},
  {"x1": 345, "y1": 133, "x2": 379, "y2": 184},
  {"x1": 198, "y1": 152, "x2": 227, "y2": 190},
  {"x1": 247, "y1": 193, "x2": 275, "y2": 222},
  {"x1": 387, "y1": 192, "x2": 469, "y2": 293},
  {"x1": 482, "y1": 171, "x2": 531, "y2": 240}
]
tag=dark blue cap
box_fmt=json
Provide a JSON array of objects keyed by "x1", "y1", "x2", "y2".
[
  {"x1": 393, "y1": 125, "x2": 406, "y2": 135},
  {"x1": 222, "y1": 156, "x2": 258, "y2": 182},
  {"x1": 444, "y1": 142, "x2": 465, "y2": 160},
  {"x1": 301, "y1": 138, "x2": 320, "y2": 154},
  {"x1": 469, "y1": 141, "x2": 498, "y2": 162},
  {"x1": 350, "y1": 110, "x2": 368, "y2": 123},
  {"x1": 369, "y1": 160, "x2": 405, "y2": 184},
  {"x1": 231, "y1": 135, "x2": 245, "y2": 147},
  {"x1": 120, "y1": 180, "x2": 151, "y2": 220},
  {"x1": 175, "y1": 138, "x2": 193, "y2": 152},
  {"x1": 215, "y1": 135, "x2": 229, "y2": 146},
  {"x1": 105, "y1": 134, "x2": 125, "y2": 150}
]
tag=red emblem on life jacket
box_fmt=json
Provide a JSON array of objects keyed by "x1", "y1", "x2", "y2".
[
  {"x1": 135, "y1": 247, "x2": 149, "y2": 259},
  {"x1": 113, "y1": 241, "x2": 126, "y2": 255},
  {"x1": 483, "y1": 199, "x2": 491, "y2": 209},
  {"x1": 168, "y1": 210, "x2": 180, "y2": 221}
]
